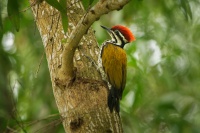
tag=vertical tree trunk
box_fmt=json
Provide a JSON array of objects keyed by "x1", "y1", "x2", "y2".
[{"x1": 29, "y1": 0, "x2": 128, "y2": 132}]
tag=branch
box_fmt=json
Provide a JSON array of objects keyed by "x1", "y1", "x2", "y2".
[{"x1": 58, "y1": 0, "x2": 130, "y2": 84}]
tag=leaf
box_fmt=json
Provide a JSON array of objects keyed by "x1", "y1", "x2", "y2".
[
  {"x1": 82, "y1": 0, "x2": 95, "y2": 10},
  {"x1": 45, "y1": 0, "x2": 65, "y2": 12},
  {"x1": 45, "y1": 0, "x2": 68, "y2": 33},
  {"x1": 7, "y1": 0, "x2": 20, "y2": 32},
  {"x1": 60, "y1": 12, "x2": 68, "y2": 34},
  {"x1": 59, "y1": 0, "x2": 68, "y2": 33},
  {"x1": 59, "y1": 0, "x2": 66, "y2": 7},
  {"x1": 0, "y1": 7, "x2": 3, "y2": 32},
  {"x1": 180, "y1": 0, "x2": 192, "y2": 20},
  {"x1": 82, "y1": 0, "x2": 90, "y2": 10}
]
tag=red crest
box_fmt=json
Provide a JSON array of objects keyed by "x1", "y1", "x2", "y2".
[{"x1": 111, "y1": 25, "x2": 136, "y2": 42}]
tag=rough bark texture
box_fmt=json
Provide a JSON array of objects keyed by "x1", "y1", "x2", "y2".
[{"x1": 30, "y1": 0, "x2": 128, "y2": 132}]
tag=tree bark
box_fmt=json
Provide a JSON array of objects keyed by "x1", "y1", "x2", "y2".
[{"x1": 30, "y1": 0, "x2": 129, "y2": 132}]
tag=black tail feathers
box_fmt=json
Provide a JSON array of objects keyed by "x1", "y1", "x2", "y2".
[{"x1": 107, "y1": 86, "x2": 121, "y2": 113}]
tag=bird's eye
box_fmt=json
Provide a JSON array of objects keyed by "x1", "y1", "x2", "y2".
[{"x1": 114, "y1": 30, "x2": 119, "y2": 33}]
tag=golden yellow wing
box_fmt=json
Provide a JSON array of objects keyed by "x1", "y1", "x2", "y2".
[{"x1": 101, "y1": 43, "x2": 127, "y2": 99}]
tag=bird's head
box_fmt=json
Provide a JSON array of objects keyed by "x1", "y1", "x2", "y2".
[{"x1": 101, "y1": 25, "x2": 136, "y2": 48}]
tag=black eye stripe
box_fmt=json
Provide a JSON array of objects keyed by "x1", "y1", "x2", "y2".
[
  {"x1": 115, "y1": 31, "x2": 125, "y2": 48},
  {"x1": 111, "y1": 31, "x2": 117, "y2": 43}
]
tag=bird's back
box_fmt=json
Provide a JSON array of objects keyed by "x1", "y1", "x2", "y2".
[{"x1": 101, "y1": 42, "x2": 127, "y2": 99}]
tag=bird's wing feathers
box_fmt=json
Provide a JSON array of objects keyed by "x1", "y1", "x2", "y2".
[{"x1": 101, "y1": 43, "x2": 127, "y2": 99}]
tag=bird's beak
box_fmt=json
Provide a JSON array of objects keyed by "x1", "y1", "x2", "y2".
[{"x1": 101, "y1": 25, "x2": 112, "y2": 33}]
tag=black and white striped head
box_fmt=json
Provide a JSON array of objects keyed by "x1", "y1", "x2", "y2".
[{"x1": 101, "y1": 25, "x2": 136, "y2": 48}]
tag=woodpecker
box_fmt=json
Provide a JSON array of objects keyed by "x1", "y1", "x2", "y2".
[{"x1": 100, "y1": 25, "x2": 136, "y2": 113}]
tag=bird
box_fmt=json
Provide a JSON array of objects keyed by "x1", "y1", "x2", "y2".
[{"x1": 100, "y1": 25, "x2": 136, "y2": 113}]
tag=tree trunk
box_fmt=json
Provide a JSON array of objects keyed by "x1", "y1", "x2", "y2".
[{"x1": 29, "y1": 0, "x2": 128, "y2": 132}]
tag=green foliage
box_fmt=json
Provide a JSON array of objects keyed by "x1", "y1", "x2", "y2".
[
  {"x1": 0, "y1": 0, "x2": 62, "y2": 132},
  {"x1": 0, "y1": 5, "x2": 3, "y2": 32},
  {"x1": 179, "y1": 0, "x2": 193, "y2": 20},
  {"x1": 45, "y1": 0, "x2": 68, "y2": 33},
  {"x1": 45, "y1": 0, "x2": 65, "y2": 12},
  {"x1": 7, "y1": 0, "x2": 20, "y2": 31},
  {"x1": 59, "y1": 0, "x2": 68, "y2": 33},
  {"x1": 82, "y1": 0, "x2": 96, "y2": 10}
]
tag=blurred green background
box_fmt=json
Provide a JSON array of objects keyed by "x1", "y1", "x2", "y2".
[{"x1": 1, "y1": 0, "x2": 200, "y2": 132}]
